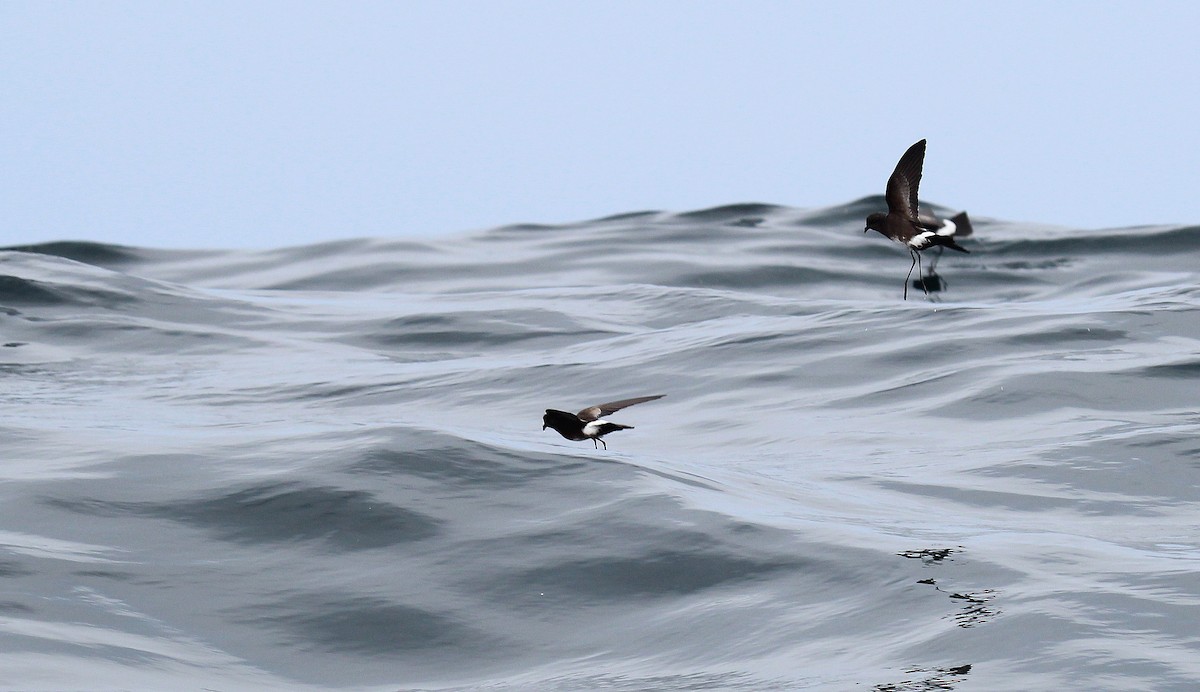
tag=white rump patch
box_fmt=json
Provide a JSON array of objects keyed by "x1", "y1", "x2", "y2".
[
  {"x1": 936, "y1": 219, "x2": 957, "y2": 236},
  {"x1": 582, "y1": 420, "x2": 606, "y2": 436},
  {"x1": 908, "y1": 232, "x2": 935, "y2": 249}
]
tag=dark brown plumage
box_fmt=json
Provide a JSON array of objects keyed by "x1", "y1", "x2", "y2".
[
  {"x1": 542, "y1": 395, "x2": 665, "y2": 449},
  {"x1": 865, "y1": 139, "x2": 969, "y2": 299}
]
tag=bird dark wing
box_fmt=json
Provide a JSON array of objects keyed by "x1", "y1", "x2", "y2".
[
  {"x1": 576, "y1": 394, "x2": 665, "y2": 421},
  {"x1": 885, "y1": 139, "x2": 926, "y2": 222}
]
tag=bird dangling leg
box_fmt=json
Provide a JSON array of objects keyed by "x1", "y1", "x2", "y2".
[
  {"x1": 916, "y1": 250, "x2": 929, "y2": 297},
  {"x1": 904, "y1": 249, "x2": 918, "y2": 300}
]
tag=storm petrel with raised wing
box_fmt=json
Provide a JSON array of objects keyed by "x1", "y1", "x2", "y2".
[
  {"x1": 865, "y1": 139, "x2": 969, "y2": 299},
  {"x1": 542, "y1": 395, "x2": 665, "y2": 449}
]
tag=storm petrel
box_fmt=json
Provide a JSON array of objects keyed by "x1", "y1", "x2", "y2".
[
  {"x1": 865, "y1": 139, "x2": 969, "y2": 299},
  {"x1": 542, "y1": 395, "x2": 665, "y2": 449}
]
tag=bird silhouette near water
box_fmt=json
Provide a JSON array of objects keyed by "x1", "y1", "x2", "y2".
[
  {"x1": 865, "y1": 139, "x2": 970, "y2": 299},
  {"x1": 542, "y1": 395, "x2": 665, "y2": 449}
]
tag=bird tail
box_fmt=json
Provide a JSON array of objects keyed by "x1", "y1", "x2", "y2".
[
  {"x1": 941, "y1": 237, "x2": 970, "y2": 253},
  {"x1": 949, "y1": 211, "x2": 973, "y2": 238}
]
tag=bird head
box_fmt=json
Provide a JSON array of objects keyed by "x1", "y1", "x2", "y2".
[{"x1": 864, "y1": 212, "x2": 887, "y2": 236}]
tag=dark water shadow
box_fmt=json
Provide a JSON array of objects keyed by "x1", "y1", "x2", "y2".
[
  {"x1": 2, "y1": 241, "x2": 144, "y2": 267},
  {"x1": 236, "y1": 593, "x2": 506, "y2": 657},
  {"x1": 46, "y1": 481, "x2": 442, "y2": 551},
  {"x1": 0, "y1": 274, "x2": 138, "y2": 309},
  {"x1": 502, "y1": 547, "x2": 804, "y2": 601},
  {"x1": 347, "y1": 440, "x2": 589, "y2": 489}
]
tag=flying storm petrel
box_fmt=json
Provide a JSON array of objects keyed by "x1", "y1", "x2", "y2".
[
  {"x1": 864, "y1": 139, "x2": 969, "y2": 299},
  {"x1": 542, "y1": 395, "x2": 665, "y2": 449}
]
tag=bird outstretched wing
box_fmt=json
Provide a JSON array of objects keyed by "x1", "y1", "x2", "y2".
[
  {"x1": 886, "y1": 139, "x2": 926, "y2": 222},
  {"x1": 576, "y1": 394, "x2": 665, "y2": 421}
]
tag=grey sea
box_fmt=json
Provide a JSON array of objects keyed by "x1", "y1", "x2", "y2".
[{"x1": 2, "y1": 198, "x2": 1198, "y2": 690}]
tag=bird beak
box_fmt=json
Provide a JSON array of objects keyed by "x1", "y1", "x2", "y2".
[
  {"x1": 541, "y1": 424, "x2": 547, "y2": 430},
  {"x1": 863, "y1": 227, "x2": 869, "y2": 233}
]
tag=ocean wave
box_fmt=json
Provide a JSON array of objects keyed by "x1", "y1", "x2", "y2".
[{"x1": 2, "y1": 200, "x2": 1198, "y2": 689}]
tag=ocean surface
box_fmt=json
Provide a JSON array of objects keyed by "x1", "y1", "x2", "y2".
[{"x1": 2, "y1": 197, "x2": 1199, "y2": 690}]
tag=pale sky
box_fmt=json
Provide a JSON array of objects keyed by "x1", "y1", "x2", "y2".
[{"x1": 4, "y1": 2, "x2": 1199, "y2": 249}]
